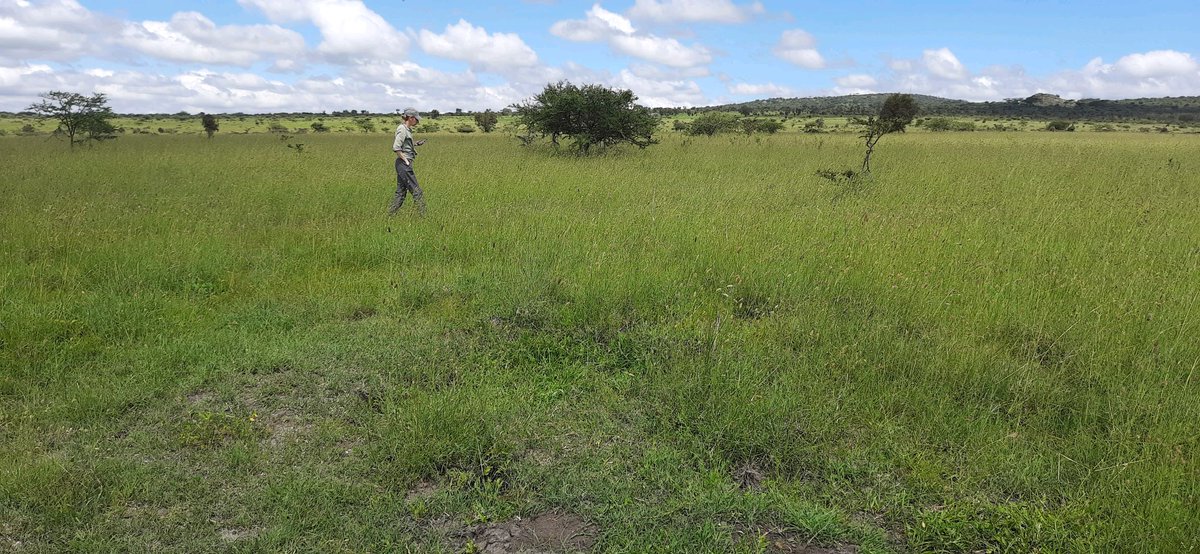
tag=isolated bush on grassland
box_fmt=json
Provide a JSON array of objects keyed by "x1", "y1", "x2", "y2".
[
  {"x1": 1046, "y1": 120, "x2": 1075, "y2": 131},
  {"x1": 685, "y1": 113, "x2": 784, "y2": 136},
  {"x1": 474, "y1": 110, "x2": 498, "y2": 133},
  {"x1": 353, "y1": 117, "x2": 376, "y2": 132},
  {"x1": 924, "y1": 117, "x2": 977, "y2": 131},
  {"x1": 740, "y1": 118, "x2": 784, "y2": 135},
  {"x1": 516, "y1": 80, "x2": 659, "y2": 153},
  {"x1": 686, "y1": 111, "x2": 740, "y2": 136},
  {"x1": 456, "y1": 124, "x2": 476, "y2": 133}
]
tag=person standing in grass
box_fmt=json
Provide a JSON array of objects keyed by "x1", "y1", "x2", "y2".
[{"x1": 389, "y1": 107, "x2": 426, "y2": 216}]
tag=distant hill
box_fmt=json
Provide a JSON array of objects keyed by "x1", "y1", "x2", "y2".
[{"x1": 683, "y1": 93, "x2": 1200, "y2": 123}]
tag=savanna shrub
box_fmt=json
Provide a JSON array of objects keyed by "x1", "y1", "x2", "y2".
[
  {"x1": 686, "y1": 111, "x2": 740, "y2": 136},
  {"x1": 925, "y1": 117, "x2": 977, "y2": 131}
]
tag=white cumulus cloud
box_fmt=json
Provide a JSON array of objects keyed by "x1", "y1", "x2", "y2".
[
  {"x1": 773, "y1": 29, "x2": 825, "y2": 69},
  {"x1": 922, "y1": 47, "x2": 966, "y2": 80},
  {"x1": 612, "y1": 68, "x2": 705, "y2": 107},
  {"x1": 0, "y1": 0, "x2": 112, "y2": 61},
  {"x1": 847, "y1": 48, "x2": 1200, "y2": 101},
  {"x1": 610, "y1": 34, "x2": 711, "y2": 68},
  {"x1": 118, "y1": 12, "x2": 305, "y2": 67},
  {"x1": 627, "y1": 0, "x2": 765, "y2": 23},
  {"x1": 835, "y1": 74, "x2": 877, "y2": 88},
  {"x1": 551, "y1": 4, "x2": 636, "y2": 41},
  {"x1": 238, "y1": 0, "x2": 408, "y2": 61},
  {"x1": 1109, "y1": 50, "x2": 1198, "y2": 78},
  {"x1": 551, "y1": 4, "x2": 711, "y2": 68},
  {"x1": 728, "y1": 82, "x2": 792, "y2": 96},
  {"x1": 418, "y1": 19, "x2": 539, "y2": 73}
]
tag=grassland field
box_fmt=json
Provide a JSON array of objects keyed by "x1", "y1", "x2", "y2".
[{"x1": 1, "y1": 126, "x2": 1198, "y2": 552}]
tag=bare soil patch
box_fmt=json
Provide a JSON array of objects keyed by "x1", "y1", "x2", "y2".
[
  {"x1": 733, "y1": 526, "x2": 858, "y2": 554},
  {"x1": 263, "y1": 409, "x2": 313, "y2": 447},
  {"x1": 405, "y1": 480, "x2": 438, "y2": 502},
  {"x1": 732, "y1": 461, "x2": 766, "y2": 491},
  {"x1": 465, "y1": 511, "x2": 597, "y2": 553},
  {"x1": 218, "y1": 526, "x2": 261, "y2": 542}
]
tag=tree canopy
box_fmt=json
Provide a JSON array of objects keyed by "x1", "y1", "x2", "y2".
[
  {"x1": 515, "y1": 81, "x2": 659, "y2": 153},
  {"x1": 201, "y1": 113, "x2": 219, "y2": 138},
  {"x1": 28, "y1": 91, "x2": 117, "y2": 148},
  {"x1": 855, "y1": 93, "x2": 917, "y2": 172}
]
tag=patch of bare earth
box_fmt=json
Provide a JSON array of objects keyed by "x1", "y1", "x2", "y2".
[
  {"x1": 1, "y1": 522, "x2": 25, "y2": 551},
  {"x1": 733, "y1": 526, "x2": 858, "y2": 554},
  {"x1": 186, "y1": 390, "x2": 214, "y2": 405},
  {"x1": 218, "y1": 527, "x2": 261, "y2": 542},
  {"x1": 405, "y1": 480, "x2": 438, "y2": 502},
  {"x1": 465, "y1": 511, "x2": 598, "y2": 554},
  {"x1": 732, "y1": 461, "x2": 766, "y2": 491},
  {"x1": 263, "y1": 410, "x2": 313, "y2": 448}
]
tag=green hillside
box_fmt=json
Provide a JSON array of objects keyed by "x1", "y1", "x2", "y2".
[{"x1": 694, "y1": 93, "x2": 1200, "y2": 123}]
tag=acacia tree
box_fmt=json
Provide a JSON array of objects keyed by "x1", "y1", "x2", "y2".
[
  {"x1": 854, "y1": 93, "x2": 917, "y2": 173},
  {"x1": 201, "y1": 113, "x2": 219, "y2": 138},
  {"x1": 28, "y1": 91, "x2": 117, "y2": 148},
  {"x1": 515, "y1": 81, "x2": 659, "y2": 153}
]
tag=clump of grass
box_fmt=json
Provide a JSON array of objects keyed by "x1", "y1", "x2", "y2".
[{"x1": 178, "y1": 410, "x2": 261, "y2": 448}]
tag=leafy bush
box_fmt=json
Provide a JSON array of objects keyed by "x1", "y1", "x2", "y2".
[
  {"x1": 267, "y1": 122, "x2": 287, "y2": 133},
  {"x1": 311, "y1": 122, "x2": 329, "y2": 133},
  {"x1": 686, "y1": 111, "x2": 740, "y2": 136},
  {"x1": 474, "y1": 110, "x2": 498, "y2": 133},
  {"x1": 1045, "y1": 120, "x2": 1075, "y2": 132},
  {"x1": 515, "y1": 81, "x2": 659, "y2": 153},
  {"x1": 925, "y1": 117, "x2": 976, "y2": 131},
  {"x1": 353, "y1": 117, "x2": 376, "y2": 133},
  {"x1": 456, "y1": 124, "x2": 476, "y2": 133},
  {"x1": 740, "y1": 118, "x2": 784, "y2": 135}
]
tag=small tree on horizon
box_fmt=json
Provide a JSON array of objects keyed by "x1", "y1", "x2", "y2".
[
  {"x1": 28, "y1": 91, "x2": 117, "y2": 148},
  {"x1": 201, "y1": 113, "x2": 219, "y2": 139},
  {"x1": 854, "y1": 93, "x2": 917, "y2": 173}
]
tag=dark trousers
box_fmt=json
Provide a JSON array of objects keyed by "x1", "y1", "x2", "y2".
[{"x1": 389, "y1": 158, "x2": 426, "y2": 215}]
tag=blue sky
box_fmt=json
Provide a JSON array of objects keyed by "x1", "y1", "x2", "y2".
[{"x1": 2, "y1": 0, "x2": 1197, "y2": 113}]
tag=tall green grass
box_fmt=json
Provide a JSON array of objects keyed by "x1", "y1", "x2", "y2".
[{"x1": 1, "y1": 131, "x2": 1197, "y2": 551}]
